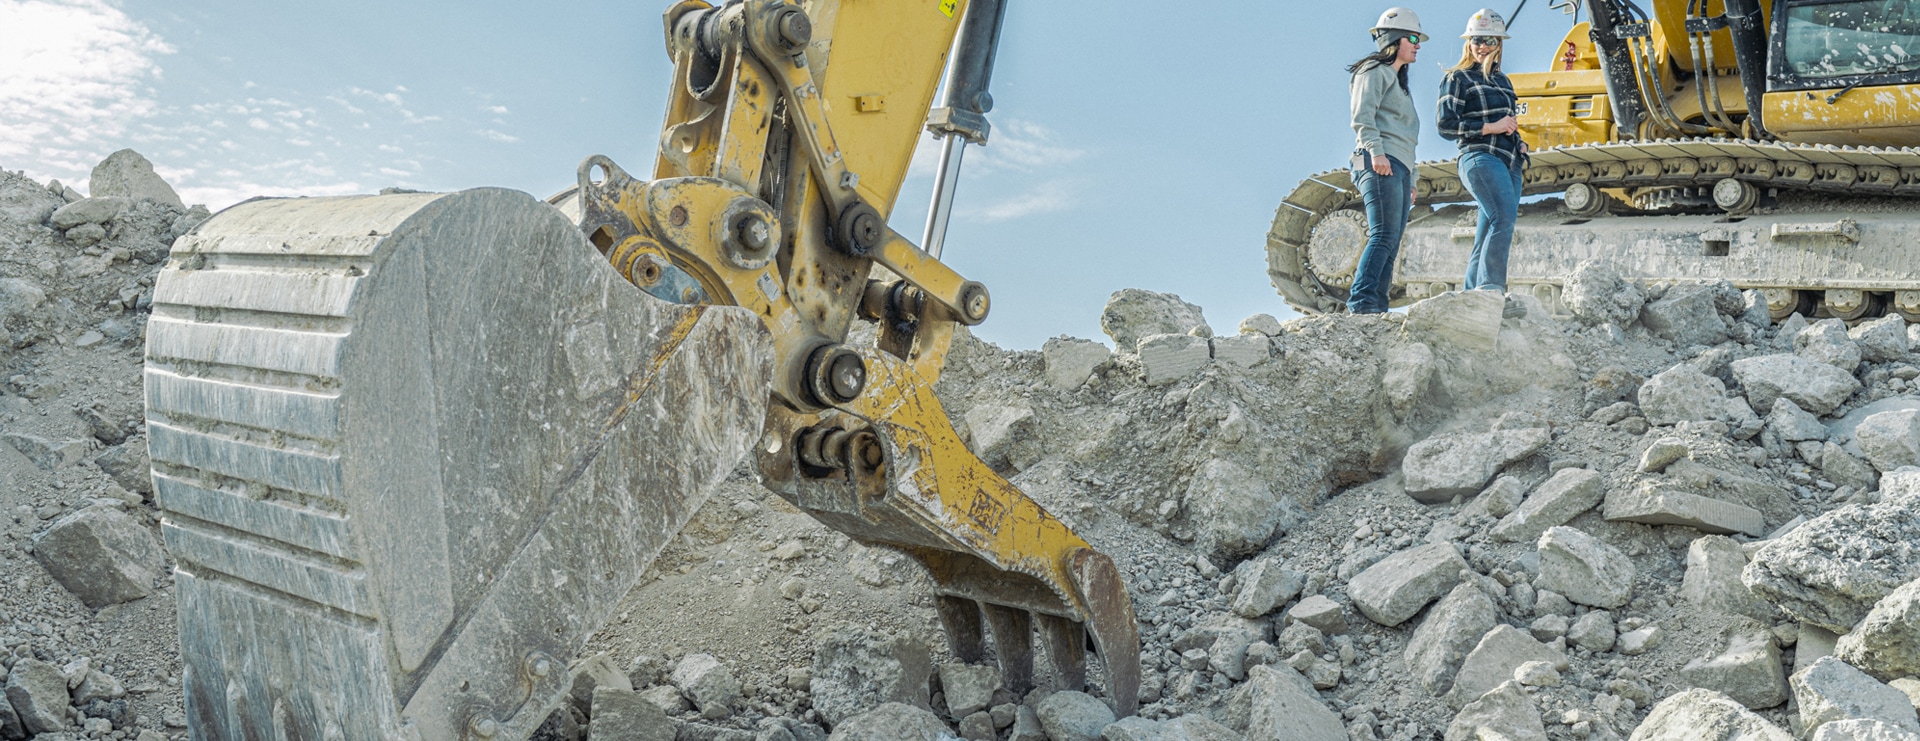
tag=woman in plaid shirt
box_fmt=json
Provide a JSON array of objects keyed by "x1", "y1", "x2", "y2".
[{"x1": 1438, "y1": 9, "x2": 1528, "y2": 313}]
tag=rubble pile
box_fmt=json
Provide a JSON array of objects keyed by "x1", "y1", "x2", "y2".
[{"x1": 1, "y1": 151, "x2": 1918, "y2": 741}]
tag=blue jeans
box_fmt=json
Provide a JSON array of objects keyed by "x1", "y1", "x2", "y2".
[
  {"x1": 1460, "y1": 151, "x2": 1523, "y2": 292},
  {"x1": 1348, "y1": 155, "x2": 1412, "y2": 314}
]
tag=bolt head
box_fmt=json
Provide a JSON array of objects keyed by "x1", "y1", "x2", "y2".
[{"x1": 738, "y1": 214, "x2": 773, "y2": 253}]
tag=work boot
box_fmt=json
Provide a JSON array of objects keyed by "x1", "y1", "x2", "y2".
[{"x1": 1502, "y1": 294, "x2": 1528, "y2": 319}]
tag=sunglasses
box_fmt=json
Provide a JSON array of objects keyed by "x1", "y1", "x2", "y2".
[{"x1": 1470, "y1": 36, "x2": 1503, "y2": 47}]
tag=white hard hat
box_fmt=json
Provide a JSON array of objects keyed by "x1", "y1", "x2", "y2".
[
  {"x1": 1461, "y1": 8, "x2": 1511, "y2": 39},
  {"x1": 1371, "y1": 7, "x2": 1428, "y2": 43}
]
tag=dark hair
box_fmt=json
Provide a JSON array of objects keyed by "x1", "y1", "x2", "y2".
[{"x1": 1347, "y1": 37, "x2": 1412, "y2": 94}]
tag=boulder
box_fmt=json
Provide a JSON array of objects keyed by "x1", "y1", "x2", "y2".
[
  {"x1": 1535, "y1": 526, "x2": 1635, "y2": 609},
  {"x1": 810, "y1": 625, "x2": 932, "y2": 726},
  {"x1": 1230, "y1": 558, "x2": 1303, "y2": 618},
  {"x1": 1730, "y1": 354, "x2": 1859, "y2": 416},
  {"x1": 1137, "y1": 333, "x2": 1210, "y2": 386},
  {"x1": 31, "y1": 504, "x2": 167, "y2": 608},
  {"x1": 1823, "y1": 443, "x2": 1881, "y2": 493},
  {"x1": 1814, "y1": 720, "x2": 1920, "y2": 741},
  {"x1": 1566, "y1": 610, "x2": 1615, "y2": 653},
  {"x1": 1766, "y1": 398, "x2": 1830, "y2": 443},
  {"x1": 1562, "y1": 261, "x2": 1646, "y2": 326},
  {"x1": 1227, "y1": 665, "x2": 1344, "y2": 741},
  {"x1": 671, "y1": 654, "x2": 740, "y2": 720},
  {"x1": 1603, "y1": 481, "x2": 1765, "y2": 537},
  {"x1": 1382, "y1": 341, "x2": 1437, "y2": 419},
  {"x1": 1641, "y1": 283, "x2": 1730, "y2": 347},
  {"x1": 1041, "y1": 337, "x2": 1110, "y2": 390},
  {"x1": 1404, "y1": 583, "x2": 1498, "y2": 696},
  {"x1": 1443, "y1": 681, "x2": 1546, "y2": 741},
  {"x1": 1100, "y1": 289, "x2": 1208, "y2": 350},
  {"x1": 826, "y1": 703, "x2": 951, "y2": 741},
  {"x1": 937, "y1": 664, "x2": 1001, "y2": 718},
  {"x1": 1210, "y1": 334, "x2": 1270, "y2": 368},
  {"x1": 1852, "y1": 316, "x2": 1910, "y2": 363},
  {"x1": 1627, "y1": 689, "x2": 1792, "y2": 741},
  {"x1": 1680, "y1": 535, "x2": 1774, "y2": 620},
  {"x1": 1402, "y1": 428, "x2": 1552, "y2": 503},
  {"x1": 1744, "y1": 488, "x2": 1920, "y2": 633},
  {"x1": 1491, "y1": 468, "x2": 1603, "y2": 543},
  {"x1": 1835, "y1": 577, "x2": 1920, "y2": 682},
  {"x1": 588, "y1": 687, "x2": 675, "y2": 741},
  {"x1": 1238, "y1": 313, "x2": 1284, "y2": 337},
  {"x1": 1798, "y1": 319, "x2": 1865, "y2": 371},
  {"x1": 1792, "y1": 657, "x2": 1920, "y2": 737},
  {"x1": 1035, "y1": 691, "x2": 1113, "y2": 741},
  {"x1": 1284, "y1": 595, "x2": 1347, "y2": 635},
  {"x1": 5, "y1": 659, "x2": 68, "y2": 734},
  {"x1": 1680, "y1": 630, "x2": 1789, "y2": 710},
  {"x1": 1406, "y1": 290, "x2": 1503, "y2": 351},
  {"x1": 965, "y1": 402, "x2": 1037, "y2": 472},
  {"x1": 90, "y1": 149, "x2": 184, "y2": 207},
  {"x1": 1347, "y1": 542, "x2": 1468, "y2": 627},
  {"x1": 1856, "y1": 410, "x2": 1920, "y2": 472},
  {"x1": 1184, "y1": 458, "x2": 1303, "y2": 561},
  {"x1": 1441, "y1": 625, "x2": 1565, "y2": 710},
  {"x1": 49, "y1": 196, "x2": 127, "y2": 230}
]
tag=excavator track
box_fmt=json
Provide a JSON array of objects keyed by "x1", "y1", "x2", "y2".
[
  {"x1": 1268, "y1": 138, "x2": 1920, "y2": 316},
  {"x1": 145, "y1": 189, "x2": 774, "y2": 740}
]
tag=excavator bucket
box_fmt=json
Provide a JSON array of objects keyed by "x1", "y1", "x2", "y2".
[{"x1": 143, "y1": 189, "x2": 774, "y2": 740}]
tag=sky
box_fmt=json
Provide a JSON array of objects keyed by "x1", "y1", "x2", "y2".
[{"x1": 0, "y1": 0, "x2": 1581, "y2": 349}]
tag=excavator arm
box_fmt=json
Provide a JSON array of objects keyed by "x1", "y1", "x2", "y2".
[{"x1": 145, "y1": 1, "x2": 1136, "y2": 738}]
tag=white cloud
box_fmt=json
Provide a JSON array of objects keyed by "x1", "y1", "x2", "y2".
[
  {"x1": 478, "y1": 129, "x2": 519, "y2": 143},
  {"x1": 0, "y1": 0, "x2": 173, "y2": 168},
  {"x1": 486, "y1": 105, "x2": 510, "y2": 115},
  {"x1": 970, "y1": 179, "x2": 1077, "y2": 223}
]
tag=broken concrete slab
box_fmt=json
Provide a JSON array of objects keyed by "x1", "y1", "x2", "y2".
[
  {"x1": 1744, "y1": 490, "x2": 1920, "y2": 633},
  {"x1": 1626, "y1": 689, "x2": 1792, "y2": 741},
  {"x1": 49, "y1": 196, "x2": 128, "y2": 230},
  {"x1": 1101, "y1": 289, "x2": 1208, "y2": 350},
  {"x1": 1603, "y1": 481, "x2": 1765, "y2": 537},
  {"x1": 1041, "y1": 337, "x2": 1109, "y2": 390},
  {"x1": 1680, "y1": 630, "x2": 1789, "y2": 710},
  {"x1": 1185, "y1": 458, "x2": 1304, "y2": 562},
  {"x1": 1792, "y1": 657, "x2": 1920, "y2": 738},
  {"x1": 1229, "y1": 558, "x2": 1303, "y2": 619},
  {"x1": 1348, "y1": 542, "x2": 1468, "y2": 627},
  {"x1": 1836, "y1": 577, "x2": 1920, "y2": 683},
  {"x1": 31, "y1": 504, "x2": 166, "y2": 609},
  {"x1": 1856, "y1": 409, "x2": 1920, "y2": 472},
  {"x1": 1797, "y1": 319, "x2": 1864, "y2": 371},
  {"x1": 937, "y1": 663, "x2": 1002, "y2": 719},
  {"x1": 1138, "y1": 333, "x2": 1211, "y2": 386},
  {"x1": 1406, "y1": 290, "x2": 1504, "y2": 351},
  {"x1": 672, "y1": 654, "x2": 740, "y2": 720},
  {"x1": 1101, "y1": 715, "x2": 1241, "y2": 741},
  {"x1": 1562, "y1": 260, "x2": 1646, "y2": 327},
  {"x1": 1443, "y1": 680, "x2": 1546, "y2": 741},
  {"x1": 1641, "y1": 283, "x2": 1729, "y2": 348},
  {"x1": 1442, "y1": 625, "x2": 1566, "y2": 710},
  {"x1": 588, "y1": 687, "x2": 675, "y2": 741},
  {"x1": 1210, "y1": 333, "x2": 1270, "y2": 368},
  {"x1": 1491, "y1": 467, "x2": 1602, "y2": 543},
  {"x1": 1403, "y1": 428, "x2": 1552, "y2": 503},
  {"x1": 1566, "y1": 610, "x2": 1615, "y2": 653},
  {"x1": 1405, "y1": 583, "x2": 1498, "y2": 697},
  {"x1": 1813, "y1": 720, "x2": 1920, "y2": 741},
  {"x1": 5, "y1": 658, "x2": 68, "y2": 735},
  {"x1": 825, "y1": 702, "x2": 952, "y2": 741},
  {"x1": 1766, "y1": 398, "x2": 1829, "y2": 443},
  {"x1": 1639, "y1": 364, "x2": 1729, "y2": 427},
  {"x1": 1851, "y1": 315, "x2": 1910, "y2": 364},
  {"x1": 1535, "y1": 526, "x2": 1635, "y2": 609},
  {"x1": 809, "y1": 626, "x2": 932, "y2": 726},
  {"x1": 90, "y1": 149, "x2": 184, "y2": 208},
  {"x1": 1034, "y1": 691, "x2": 1113, "y2": 741},
  {"x1": 1238, "y1": 313, "x2": 1284, "y2": 337},
  {"x1": 1228, "y1": 665, "x2": 1344, "y2": 741},
  {"x1": 1681, "y1": 535, "x2": 1774, "y2": 621},
  {"x1": 1382, "y1": 341, "x2": 1436, "y2": 420},
  {"x1": 1731, "y1": 354, "x2": 1860, "y2": 416},
  {"x1": 1283, "y1": 595, "x2": 1347, "y2": 635}
]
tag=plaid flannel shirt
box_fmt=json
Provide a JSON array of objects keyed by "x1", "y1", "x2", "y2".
[{"x1": 1437, "y1": 66, "x2": 1523, "y2": 167}]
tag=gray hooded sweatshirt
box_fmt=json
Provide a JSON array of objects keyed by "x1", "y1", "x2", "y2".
[{"x1": 1350, "y1": 62, "x2": 1419, "y2": 170}]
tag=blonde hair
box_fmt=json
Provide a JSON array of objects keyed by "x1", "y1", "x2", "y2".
[{"x1": 1449, "y1": 39, "x2": 1502, "y2": 76}]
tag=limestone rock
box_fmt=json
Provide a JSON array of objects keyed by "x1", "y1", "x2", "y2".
[
  {"x1": 1211, "y1": 333, "x2": 1271, "y2": 368},
  {"x1": 1228, "y1": 665, "x2": 1344, "y2": 741},
  {"x1": 569, "y1": 653, "x2": 634, "y2": 714},
  {"x1": 810, "y1": 625, "x2": 932, "y2": 726},
  {"x1": 1238, "y1": 313, "x2": 1284, "y2": 337},
  {"x1": 1639, "y1": 363, "x2": 1731, "y2": 427},
  {"x1": 90, "y1": 149, "x2": 183, "y2": 207},
  {"x1": 1824, "y1": 443, "x2": 1881, "y2": 493},
  {"x1": 1767, "y1": 398, "x2": 1830, "y2": 443},
  {"x1": 1681, "y1": 535, "x2": 1774, "y2": 620},
  {"x1": 1563, "y1": 261, "x2": 1647, "y2": 326},
  {"x1": 1101, "y1": 289, "x2": 1208, "y2": 350},
  {"x1": 5, "y1": 659, "x2": 68, "y2": 734},
  {"x1": 1492, "y1": 468, "x2": 1603, "y2": 543},
  {"x1": 1382, "y1": 341, "x2": 1437, "y2": 420},
  {"x1": 1230, "y1": 558, "x2": 1303, "y2": 618},
  {"x1": 1442, "y1": 625, "x2": 1565, "y2": 709},
  {"x1": 1857, "y1": 410, "x2": 1920, "y2": 472},
  {"x1": 1853, "y1": 316, "x2": 1911, "y2": 363},
  {"x1": 1731, "y1": 354, "x2": 1860, "y2": 416},
  {"x1": 1470, "y1": 475, "x2": 1529, "y2": 518},
  {"x1": 1406, "y1": 290, "x2": 1504, "y2": 351},
  {"x1": 1405, "y1": 583, "x2": 1498, "y2": 696},
  {"x1": 1836, "y1": 577, "x2": 1920, "y2": 682},
  {"x1": 588, "y1": 687, "x2": 675, "y2": 741},
  {"x1": 1100, "y1": 715, "x2": 1240, "y2": 741},
  {"x1": 1535, "y1": 526, "x2": 1635, "y2": 609},
  {"x1": 1744, "y1": 490, "x2": 1920, "y2": 633},
  {"x1": 31, "y1": 504, "x2": 166, "y2": 608},
  {"x1": 1680, "y1": 631, "x2": 1789, "y2": 710},
  {"x1": 639, "y1": 684, "x2": 690, "y2": 715},
  {"x1": 1041, "y1": 337, "x2": 1109, "y2": 390},
  {"x1": 1627, "y1": 689, "x2": 1792, "y2": 741},
  {"x1": 1640, "y1": 438, "x2": 1691, "y2": 473},
  {"x1": 1798, "y1": 319, "x2": 1865, "y2": 371},
  {"x1": 1814, "y1": 720, "x2": 1920, "y2": 741},
  {"x1": 1348, "y1": 542, "x2": 1468, "y2": 627},
  {"x1": 1603, "y1": 481, "x2": 1765, "y2": 536},
  {"x1": 937, "y1": 663, "x2": 1001, "y2": 718},
  {"x1": 1284, "y1": 595, "x2": 1347, "y2": 635},
  {"x1": 1403, "y1": 428, "x2": 1552, "y2": 503},
  {"x1": 1137, "y1": 334, "x2": 1209, "y2": 386},
  {"x1": 1642, "y1": 283, "x2": 1730, "y2": 347},
  {"x1": 1035, "y1": 691, "x2": 1113, "y2": 741},
  {"x1": 1185, "y1": 458, "x2": 1303, "y2": 561},
  {"x1": 1620, "y1": 625, "x2": 1664, "y2": 655},
  {"x1": 965, "y1": 402, "x2": 1037, "y2": 472},
  {"x1": 1567, "y1": 610, "x2": 1615, "y2": 653},
  {"x1": 1792, "y1": 657, "x2": 1920, "y2": 737},
  {"x1": 825, "y1": 703, "x2": 952, "y2": 741},
  {"x1": 1443, "y1": 681, "x2": 1546, "y2": 741},
  {"x1": 50, "y1": 196, "x2": 127, "y2": 230},
  {"x1": 672, "y1": 654, "x2": 740, "y2": 720}
]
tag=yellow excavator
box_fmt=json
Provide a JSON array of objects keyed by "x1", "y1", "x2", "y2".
[
  {"x1": 142, "y1": 1, "x2": 1138, "y2": 738},
  {"x1": 1269, "y1": 0, "x2": 1920, "y2": 322}
]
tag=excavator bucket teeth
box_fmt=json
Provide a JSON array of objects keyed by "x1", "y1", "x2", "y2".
[
  {"x1": 982, "y1": 604, "x2": 1036, "y2": 697},
  {"x1": 144, "y1": 189, "x2": 774, "y2": 740}
]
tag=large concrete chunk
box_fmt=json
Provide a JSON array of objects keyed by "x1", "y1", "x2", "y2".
[
  {"x1": 1639, "y1": 364, "x2": 1729, "y2": 426},
  {"x1": 1680, "y1": 536, "x2": 1774, "y2": 620},
  {"x1": 1185, "y1": 459, "x2": 1303, "y2": 561},
  {"x1": 1403, "y1": 429, "x2": 1552, "y2": 503},
  {"x1": 1230, "y1": 558, "x2": 1303, "y2": 618},
  {"x1": 1137, "y1": 333, "x2": 1210, "y2": 386},
  {"x1": 1406, "y1": 290, "x2": 1504, "y2": 351},
  {"x1": 1603, "y1": 482, "x2": 1766, "y2": 536},
  {"x1": 90, "y1": 148, "x2": 184, "y2": 208},
  {"x1": 50, "y1": 196, "x2": 127, "y2": 230},
  {"x1": 1041, "y1": 337, "x2": 1109, "y2": 390},
  {"x1": 1856, "y1": 410, "x2": 1920, "y2": 472},
  {"x1": 937, "y1": 663, "x2": 1001, "y2": 719},
  {"x1": 1627, "y1": 689, "x2": 1792, "y2": 741},
  {"x1": 1230, "y1": 665, "x2": 1344, "y2": 741},
  {"x1": 1680, "y1": 631, "x2": 1789, "y2": 710},
  {"x1": 825, "y1": 703, "x2": 951, "y2": 741},
  {"x1": 1563, "y1": 260, "x2": 1646, "y2": 326},
  {"x1": 1766, "y1": 398, "x2": 1830, "y2": 443},
  {"x1": 1793, "y1": 657, "x2": 1920, "y2": 737},
  {"x1": 31, "y1": 504, "x2": 165, "y2": 608},
  {"x1": 1210, "y1": 333, "x2": 1271, "y2": 368},
  {"x1": 810, "y1": 626, "x2": 932, "y2": 727},
  {"x1": 1730, "y1": 354, "x2": 1859, "y2": 416},
  {"x1": 1101, "y1": 716, "x2": 1240, "y2": 741},
  {"x1": 1798, "y1": 318, "x2": 1864, "y2": 371},
  {"x1": 1101, "y1": 289, "x2": 1208, "y2": 349},
  {"x1": 1491, "y1": 468, "x2": 1603, "y2": 543},
  {"x1": 1535, "y1": 526, "x2": 1635, "y2": 609},
  {"x1": 1744, "y1": 491, "x2": 1920, "y2": 633},
  {"x1": 1442, "y1": 625, "x2": 1565, "y2": 710},
  {"x1": 587, "y1": 687, "x2": 675, "y2": 741},
  {"x1": 671, "y1": 654, "x2": 740, "y2": 720},
  {"x1": 1836, "y1": 577, "x2": 1920, "y2": 682},
  {"x1": 1348, "y1": 542, "x2": 1468, "y2": 627},
  {"x1": 1035, "y1": 691, "x2": 1113, "y2": 741},
  {"x1": 1642, "y1": 283, "x2": 1730, "y2": 347},
  {"x1": 1444, "y1": 681, "x2": 1546, "y2": 741},
  {"x1": 1851, "y1": 315, "x2": 1910, "y2": 363},
  {"x1": 1814, "y1": 720, "x2": 1920, "y2": 741},
  {"x1": 1405, "y1": 584, "x2": 1498, "y2": 696},
  {"x1": 4, "y1": 659, "x2": 68, "y2": 735}
]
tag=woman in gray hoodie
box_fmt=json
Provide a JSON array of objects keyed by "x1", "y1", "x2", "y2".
[{"x1": 1346, "y1": 8, "x2": 1426, "y2": 314}]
